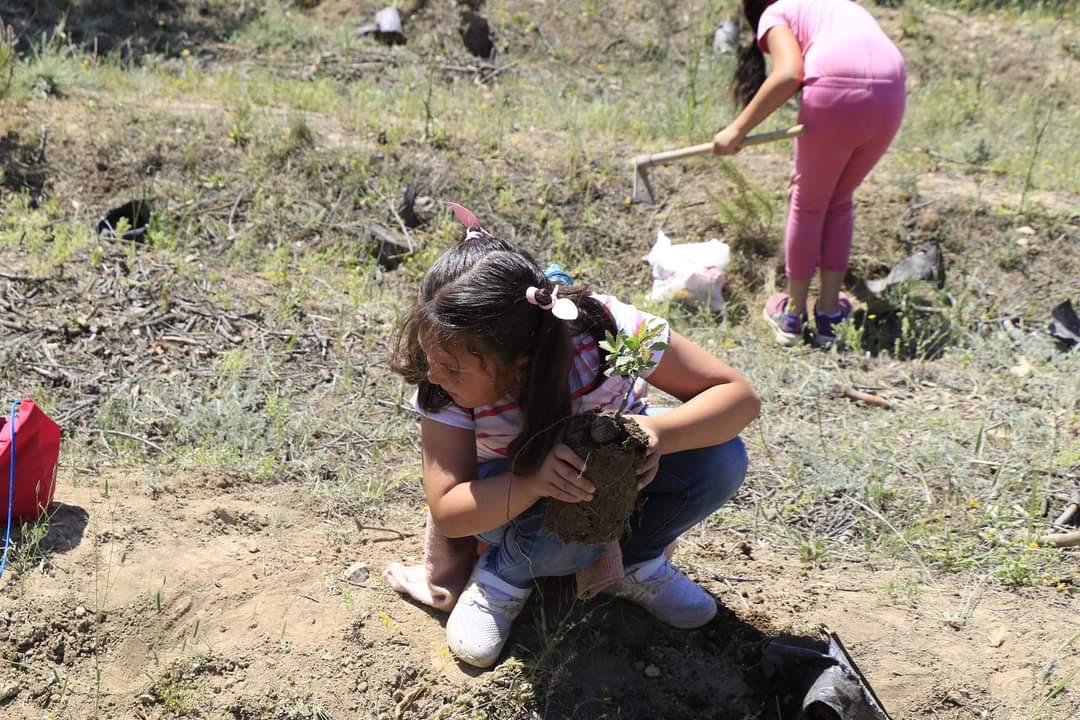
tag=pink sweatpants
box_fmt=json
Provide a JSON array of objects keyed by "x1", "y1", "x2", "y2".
[{"x1": 785, "y1": 79, "x2": 906, "y2": 281}]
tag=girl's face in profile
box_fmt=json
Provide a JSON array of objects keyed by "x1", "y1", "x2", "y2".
[{"x1": 420, "y1": 334, "x2": 510, "y2": 409}]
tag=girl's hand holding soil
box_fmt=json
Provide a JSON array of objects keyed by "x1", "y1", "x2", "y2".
[{"x1": 526, "y1": 444, "x2": 593, "y2": 504}]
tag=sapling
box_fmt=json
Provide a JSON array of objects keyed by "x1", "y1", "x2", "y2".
[
  {"x1": 600, "y1": 321, "x2": 668, "y2": 413},
  {"x1": 543, "y1": 320, "x2": 668, "y2": 544}
]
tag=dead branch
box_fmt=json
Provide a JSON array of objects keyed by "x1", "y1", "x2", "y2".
[
  {"x1": 94, "y1": 429, "x2": 166, "y2": 454},
  {"x1": 832, "y1": 384, "x2": 896, "y2": 410},
  {"x1": 394, "y1": 686, "x2": 425, "y2": 720},
  {"x1": 0, "y1": 272, "x2": 48, "y2": 282},
  {"x1": 352, "y1": 518, "x2": 415, "y2": 541},
  {"x1": 1037, "y1": 531, "x2": 1080, "y2": 548}
]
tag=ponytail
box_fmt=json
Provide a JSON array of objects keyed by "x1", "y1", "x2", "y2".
[
  {"x1": 732, "y1": 0, "x2": 770, "y2": 107},
  {"x1": 507, "y1": 289, "x2": 613, "y2": 473},
  {"x1": 508, "y1": 298, "x2": 571, "y2": 473}
]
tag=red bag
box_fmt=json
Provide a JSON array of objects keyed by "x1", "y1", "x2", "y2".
[{"x1": 1, "y1": 400, "x2": 61, "y2": 525}]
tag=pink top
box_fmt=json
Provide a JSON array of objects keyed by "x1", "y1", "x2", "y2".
[
  {"x1": 414, "y1": 295, "x2": 669, "y2": 462},
  {"x1": 758, "y1": 0, "x2": 905, "y2": 85}
]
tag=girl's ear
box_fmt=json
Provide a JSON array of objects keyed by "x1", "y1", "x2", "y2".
[{"x1": 506, "y1": 355, "x2": 530, "y2": 391}]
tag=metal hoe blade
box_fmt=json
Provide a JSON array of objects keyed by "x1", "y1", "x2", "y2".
[{"x1": 632, "y1": 156, "x2": 656, "y2": 204}]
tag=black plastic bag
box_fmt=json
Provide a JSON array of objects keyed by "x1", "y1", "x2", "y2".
[
  {"x1": 96, "y1": 199, "x2": 153, "y2": 241},
  {"x1": 1049, "y1": 299, "x2": 1080, "y2": 348}
]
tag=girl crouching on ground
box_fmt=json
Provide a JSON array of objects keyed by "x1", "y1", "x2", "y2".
[{"x1": 389, "y1": 205, "x2": 760, "y2": 668}]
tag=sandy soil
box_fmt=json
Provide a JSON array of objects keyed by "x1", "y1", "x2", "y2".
[{"x1": 2, "y1": 467, "x2": 1077, "y2": 719}]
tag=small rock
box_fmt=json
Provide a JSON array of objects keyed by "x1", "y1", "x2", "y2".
[
  {"x1": 987, "y1": 628, "x2": 1008, "y2": 648},
  {"x1": 248, "y1": 543, "x2": 259, "y2": 554},
  {"x1": 341, "y1": 561, "x2": 370, "y2": 585},
  {"x1": 74, "y1": 606, "x2": 87, "y2": 619},
  {"x1": 357, "y1": 681, "x2": 369, "y2": 693},
  {"x1": 48, "y1": 638, "x2": 65, "y2": 664},
  {"x1": 1015, "y1": 226, "x2": 1036, "y2": 235},
  {"x1": 1009, "y1": 356, "x2": 1033, "y2": 378},
  {"x1": 213, "y1": 508, "x2": 238, "y2": 526},
  {"x1": 0, "y1": 683, "x2": 22, "y2": 703},
  {"x1": 643, "y1": 664, "x2": 661, "y2": 678},
  {"x1": 137, "y1": 693, "x2": 156, "y2": 706}
]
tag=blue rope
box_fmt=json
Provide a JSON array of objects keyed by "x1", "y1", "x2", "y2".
[{"x1": 0, "y1": 400, "x2": 20, "y2": 579}]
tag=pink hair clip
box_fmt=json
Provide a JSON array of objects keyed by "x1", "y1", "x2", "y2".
[
  {"x1": 448, "y1": 202, "x2": 481, "y2": 228},
  {"x1": 525, "y1": 285, "x2": 579, "y2": 320},
  {"x1": 448, "y1": 202, "x2": 491, "y2": 241}
]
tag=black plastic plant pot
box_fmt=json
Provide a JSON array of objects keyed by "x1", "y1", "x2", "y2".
[
  {"x1": 96, "y1": 199, "x2": 153, "y2": 241},
  {"x1": 761, "y1": 626, "x2": 892, "y2": 720}
]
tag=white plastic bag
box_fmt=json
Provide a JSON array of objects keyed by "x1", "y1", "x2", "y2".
[
  {"x1": 646, "y1": 230, "x2": 730, "y2": 310},
  {"x1": 713, "y1": 20, "x2": 739, "y2": 55}
]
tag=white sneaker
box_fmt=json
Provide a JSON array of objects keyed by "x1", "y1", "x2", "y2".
[
  {"x1": 613, "y1": 555, "x2": 717, "y2": 629},
  {"x1": 446, "y1": 567, "x2": 532, "y2": 668}
]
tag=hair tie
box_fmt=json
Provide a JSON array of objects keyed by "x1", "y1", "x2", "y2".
[{"x1": 525, "y1": 285, "x2": 579, "y2": 320}]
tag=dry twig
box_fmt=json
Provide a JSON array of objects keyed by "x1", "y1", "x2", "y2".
[
  {"x1": 393, "y1": 686, "x2": 425, "y2": 720},
  {"x1": 352, "y1": 518, "x2": 415, "y2": 540},
  {"x1": 94, "y1": 429, "x2": 166, "y2": 454},
  {"x1": 1037, "y1": 531, "x2": 1080, "y2": 548},
  {"x1": 832, "y1": 384, "x2": 896, "y2": 410}
]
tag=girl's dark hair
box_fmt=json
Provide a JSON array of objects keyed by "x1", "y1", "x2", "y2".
[
  {"x1": 732, "y1": 0, "x2": 770, "y2": 108},
  {"x1": 391, "y1": 235, "x2": 616, "y2": 473}
]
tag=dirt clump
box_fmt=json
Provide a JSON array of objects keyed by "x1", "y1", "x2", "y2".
[{"x1": 543, "y1": 410, "x2": 648, "y2": 544}]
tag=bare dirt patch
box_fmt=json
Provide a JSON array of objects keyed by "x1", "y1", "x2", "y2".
[{"x1": 2, "y1": 470, "x2": 1077, "y2": 718}]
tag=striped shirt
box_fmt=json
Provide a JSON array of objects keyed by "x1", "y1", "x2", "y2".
[{"x1": 414, "y1": 294, "x2": 669, "y2": 462}]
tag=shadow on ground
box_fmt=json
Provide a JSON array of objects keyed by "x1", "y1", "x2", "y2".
[
  {"x1": 37, "y1": 501, "x2": 89, "y2": 554},
  {"x1": 0, "y1": 0, "x2": 247, "y2": 57},
  {"x1": 0, "y1": 129, "x2": 48, "y2": 206},
  {"x1": 507, "y1": 577, "x2": 805, "y2": 720}
]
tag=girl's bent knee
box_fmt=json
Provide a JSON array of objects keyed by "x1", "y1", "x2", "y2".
[{"x1": 703, "y1": 436, "x2": 748, "y2": 505}]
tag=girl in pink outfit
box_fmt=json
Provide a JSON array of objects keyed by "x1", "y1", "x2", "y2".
[{"x1": 714, "y1": 0, "x2": 906, "y2": 347}]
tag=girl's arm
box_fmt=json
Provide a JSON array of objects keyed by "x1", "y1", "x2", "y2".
[
  {"x1": 421, "y1": 418, "x2": 593, "y2": 538},
  {"x1": 635, "y1": 330, "x2": 761, "y2": 457},
  {"x1": 713, "y1": 25, "x2": 804, "y2": 154}
]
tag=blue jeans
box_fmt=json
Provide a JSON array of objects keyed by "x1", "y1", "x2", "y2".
[{"x1": 475, "y1": 421, "x2": 748, "y2": 590}]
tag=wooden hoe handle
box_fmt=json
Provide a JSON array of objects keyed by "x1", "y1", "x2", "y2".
[{"x1": 635, "y1": 124, "x2": 805, "y2": 167}]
